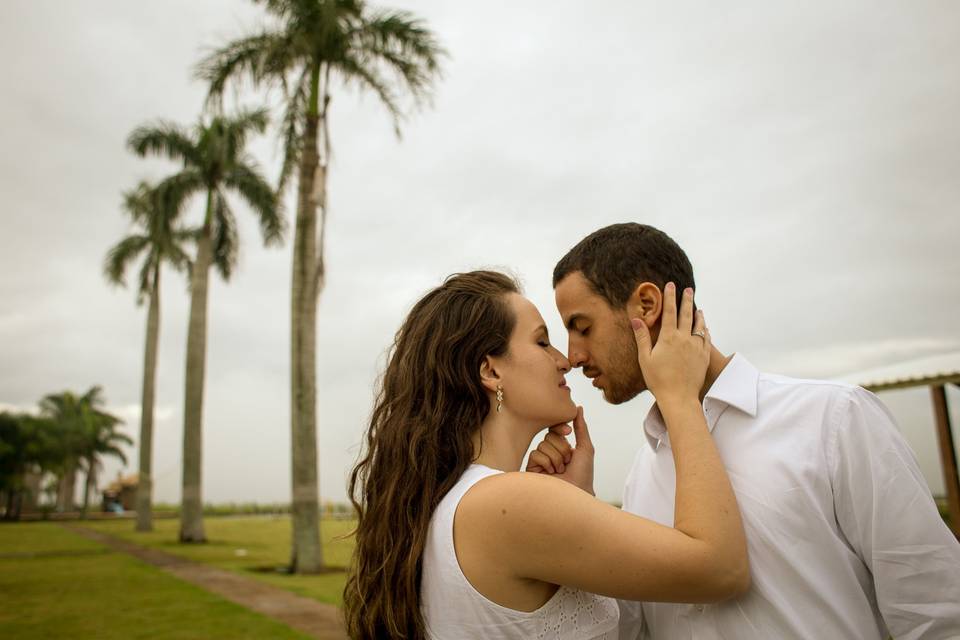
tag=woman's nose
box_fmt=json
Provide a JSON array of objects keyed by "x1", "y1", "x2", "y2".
[{"x1": 556, "y1": 351, "x2": 571, "y2": 373}]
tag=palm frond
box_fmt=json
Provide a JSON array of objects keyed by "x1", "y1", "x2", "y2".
[
  {"x1": 127, "y1": 121, "x2": 200, "y2": 165},
  {"x1": 80, "y1": 386, "x2": 106, "y2": 411},
  {"x1": 353, "y1": 10, "x2": 445, "y2": 106},
  {"x1": 155, "y1": 168, "x2": 207, "y2": 217},
  {"x1": 225, "y1": 161, "x2": 284, "y2": 246},
  {"x1": 108, "y1": 178, "x2": 197, "y2": 304},
  {"x1": 122, "y1": 182, "x2": 156, "y2": 225},
  {"x1": 338, "y1": 52, "x2": 403, "y2": 134},
  {"x1": 103, "y1": 428, "x2": 134, "y2": 447},
  {"x1": 164, "y1": 228, "x2": 198, "y2": 273},
  {"x1": 221, "y1": 108, "x2": 271, "y2": 162},
  {"x1": 98, "y1": 444, "x2": 129, "y2": 466},
  {"x1": 39, "y1": 393, "x2": 71, "y2": 420},
  {"x1": 211, "y1": 192, "x2": 239, "y2": 281},
  {"x1": 276, "y1": 66, "x2": 310, "y2": 195},
  {"x1": 196, "y1": 32, "x2": 292, "y2": 107},
  {"x1": 103, "y1": 235, "x2": 149, "y2": 287},
  {"x1": 135, "y1": 254, "x2": 156, "y2": 304}
]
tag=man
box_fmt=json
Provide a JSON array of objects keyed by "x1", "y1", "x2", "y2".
[{"x1": 527, "y1": 223, "x2": 960, "y2": 639}]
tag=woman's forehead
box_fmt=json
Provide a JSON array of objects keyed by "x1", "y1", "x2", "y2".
[{"x1": 509, "y1": 293, "x2": 545, "y2": 328}]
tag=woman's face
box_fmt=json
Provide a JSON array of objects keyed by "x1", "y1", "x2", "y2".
[{"x1": 493, "y1": 294, "x2": 577, "y2": 426}]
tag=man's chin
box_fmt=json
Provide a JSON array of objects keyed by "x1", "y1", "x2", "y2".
[{"x1": 601, "y1": 384, "x2": 642, "y2": 406}]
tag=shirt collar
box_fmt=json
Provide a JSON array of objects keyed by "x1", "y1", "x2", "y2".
[{"x1": 643, "y1": 352, "x2": 760, "y2": 451}]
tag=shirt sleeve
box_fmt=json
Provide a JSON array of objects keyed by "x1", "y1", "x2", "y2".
[{"x1": 829, "y1": 386, "x2": 960, "y2": 640}]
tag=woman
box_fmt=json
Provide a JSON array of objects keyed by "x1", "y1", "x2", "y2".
[{"x1": 344, "y1": 271, "x2": 749, "y2": 639}]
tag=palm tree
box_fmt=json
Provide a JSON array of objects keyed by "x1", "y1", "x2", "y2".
[
  {"x1": 104, "y1": 181, "x2": 193, "y2": 532},
  {"x1": 0, "y1": 413, "x2": 60, "y2": 520},
  {"x1": 0, "y1": 412, "x2": 35, "y2": 520},
  {"x1": 73, "y1": 389, "x2": 129, "y2": 519},
  {"x1": 128, "y1": 110, "x2": 283, "y2": 542},
  {"x1": 39, "y1": 391, "x2": 88, "y2": 511},
  {"x1": 39, "y1": 387, "x2": 118, "y2": 513},
  {"x1": 196, "y1": 0, "x2": 444, "y2": 573}
]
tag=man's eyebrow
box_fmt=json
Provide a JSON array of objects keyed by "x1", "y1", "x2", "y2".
[{"x1": 565, "y1": 313, "x2": 587, "y2": 331}]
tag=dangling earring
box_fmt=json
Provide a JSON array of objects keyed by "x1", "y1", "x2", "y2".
[{"x1": 496, "y1": 385, "x2": 504, "y2": 412}]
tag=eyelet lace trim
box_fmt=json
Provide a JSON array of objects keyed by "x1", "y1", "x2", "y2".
[{"x1": 532, "y1": 587, "x2": 619, "y2": 639}]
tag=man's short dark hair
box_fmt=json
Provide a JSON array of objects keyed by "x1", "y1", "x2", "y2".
[{"x1": 553, "y1": 223, "x2": 696, "y2": 308}]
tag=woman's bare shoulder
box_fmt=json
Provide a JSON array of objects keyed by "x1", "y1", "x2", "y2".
[{"x1": 457, "y1": 470, "x2": 603, "y2": 527}]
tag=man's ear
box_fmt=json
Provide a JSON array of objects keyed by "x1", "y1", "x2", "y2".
[
  {"x1": 627, "y1": 282, "x2": 662, "y2": 329},
  {"x1": 479, "y1": 356, "x2": 502, "y2": 393}
]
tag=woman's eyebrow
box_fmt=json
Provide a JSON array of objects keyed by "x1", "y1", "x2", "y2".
[{"x1": 532, "y1": 324, "x2": 549, "y2": 338}]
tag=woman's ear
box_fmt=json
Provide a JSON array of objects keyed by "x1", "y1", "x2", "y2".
[
  {"x1": 479, "y1": 356, "x2": 502, "y2": 393},
  {"x1": 627, "y1": 282, "x2": 663, "y2": 329}
]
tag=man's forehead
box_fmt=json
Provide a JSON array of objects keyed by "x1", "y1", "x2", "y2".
[{"x1": 554, "y1": 272, "x2": 603, "y2": 321}]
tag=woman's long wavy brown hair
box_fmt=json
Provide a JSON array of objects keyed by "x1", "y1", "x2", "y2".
[{"x1": 343, "y1": 270, "x2": 520, "y2": 639}]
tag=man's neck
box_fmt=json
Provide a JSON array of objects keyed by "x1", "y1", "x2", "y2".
[{"x1": 700, "y1": 346, "x2": 733, "y2": 402}]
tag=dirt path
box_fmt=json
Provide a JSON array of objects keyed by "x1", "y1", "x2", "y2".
[{"x1": 63, "y1": 524, "x2": 347, "y2": 640}]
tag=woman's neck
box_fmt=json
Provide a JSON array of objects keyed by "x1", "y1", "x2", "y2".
[{"x1": 471, "y1": 412, "x2": 537, "y2": 472}]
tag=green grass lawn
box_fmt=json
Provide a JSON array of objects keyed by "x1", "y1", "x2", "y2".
[
  {"x1": 82, "y1": 516, "x2": 355, "y2": 606},
  {"x1": 0, "y1": 522, "x2": 312, "y2": 640}
]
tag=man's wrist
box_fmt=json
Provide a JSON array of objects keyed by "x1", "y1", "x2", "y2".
[{"x1": 656, "y1": 395, "x2": 703, "y2": 416}]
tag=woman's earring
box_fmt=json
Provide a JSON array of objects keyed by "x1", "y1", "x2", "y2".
[{"x1": 496, "y1": 386, "x2": 504, "y2": 412}]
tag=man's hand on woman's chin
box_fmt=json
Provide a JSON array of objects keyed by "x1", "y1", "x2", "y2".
[{"x1": 525, "y1": 406, "x2": 596, "y2": 496}]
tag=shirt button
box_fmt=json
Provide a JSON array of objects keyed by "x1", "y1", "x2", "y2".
[{"x1": 696, "y1": 605, "x2": 704, "y2": 612}]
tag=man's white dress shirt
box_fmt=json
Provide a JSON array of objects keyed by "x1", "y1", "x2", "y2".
[{"x1": 619, "y1": 353, "x2": 960, "y2": 640}]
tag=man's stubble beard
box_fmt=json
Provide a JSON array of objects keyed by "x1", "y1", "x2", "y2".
[{"x1": 601, "y1": 322, "x2": 647, "y2": 405}]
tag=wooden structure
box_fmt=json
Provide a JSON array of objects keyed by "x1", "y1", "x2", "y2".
[
  {"x1": 842, "y1": 351, "x2": 960, "y2": 536},
  {"x1": 101, "y1": 472, "x2": 139, "y2": 511}
]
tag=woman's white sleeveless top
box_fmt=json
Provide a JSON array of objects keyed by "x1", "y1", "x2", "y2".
[{"x1": 420, "y1": 464, "x2": 619, "y2": 639}]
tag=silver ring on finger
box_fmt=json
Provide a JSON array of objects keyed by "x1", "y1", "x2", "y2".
[{"x1": 692, "y1": 330, "x2": 706, "y2": 340}]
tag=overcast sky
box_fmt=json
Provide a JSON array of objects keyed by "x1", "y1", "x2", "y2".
[{"x1": 2, "y1": 1, "x2": 959, "y2": 506}]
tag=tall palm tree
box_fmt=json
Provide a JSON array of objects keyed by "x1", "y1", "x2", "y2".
[
  {"x1": 127, "y1": 110, "x2": 283, "y2": 542},
  {"x1": 196, "y1": 0, "x2": 444, "y2": 573},
  {"x1": 104, "y1": 181, "x2": 193, "y2": 532}
]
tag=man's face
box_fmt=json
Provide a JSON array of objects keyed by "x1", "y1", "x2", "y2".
[{"x1": 554, "y1": 272, "x2": 646, "y2": 404}]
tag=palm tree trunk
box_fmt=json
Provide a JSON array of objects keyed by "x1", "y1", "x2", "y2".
[
  {"x1": 289, "y1": 68, "x2": 325, "y2": 573},
  {"x1": 23, "y1": 467, "x2": 42, "y2": 513},
  {"x1": 57, "y1": 463, "x2": 77, "y2": 512},
  {"x1": 12, "y1": 489, "x2": 24, "y2": 521},
  {"x1": 136, "y1": 267, "x2": 161, "y2": 532},
  {"x1": 180, "y1": 206, "x2": 214, "y2": 543},
  {"x1": 81, "y1": 458, "x2": 96, "y2": 519}
]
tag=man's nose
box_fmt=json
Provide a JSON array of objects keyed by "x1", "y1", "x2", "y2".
[{"x1": 567, "y1": 341, "x2": 587, "y2": 369}]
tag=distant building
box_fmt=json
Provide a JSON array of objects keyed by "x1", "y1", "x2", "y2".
[{"x1": 101, "y1": 472, "x2": 138, "y2": 512}]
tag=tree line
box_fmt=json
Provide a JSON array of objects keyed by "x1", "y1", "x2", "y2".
[{"x1": 0, "y1": 387, "x2": 130, "y2": 520}]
